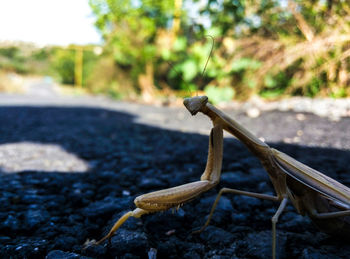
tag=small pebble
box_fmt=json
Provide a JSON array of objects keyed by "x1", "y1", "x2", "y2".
[{"x1": 246, "y1": 107, "x2": 260, "y2": 118}]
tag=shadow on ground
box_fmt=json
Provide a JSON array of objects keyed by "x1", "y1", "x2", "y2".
[{"x1": 0, "y1": 105, "x2": 349, "y2": 259}]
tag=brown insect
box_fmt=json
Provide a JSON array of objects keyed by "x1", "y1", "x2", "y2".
[{"x1": 85, "y1": 95, "x2": 350, "y2": 259}]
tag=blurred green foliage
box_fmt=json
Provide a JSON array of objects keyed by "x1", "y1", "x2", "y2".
[
  {"x1": 2, "y1": 0, "x2": 350, "y2": 102},
  {"x1": 0, "y1": 46, "x2": 28, "y2": 73},
  {"x1": 50, "y1": 48, "x2": 75, "y2": 84},
  {"x1": 85, "y1": 0, "x2": 350, "y2": 101},
  {"x1": 0, "y1": 44, "x2": 100, "y2": 87},
  {"x1": 49, "y1": 47, "x2": 99, "y2": 85},
  {"x1": 204, "y1": 85, "x2": 235, "y2": 104}
]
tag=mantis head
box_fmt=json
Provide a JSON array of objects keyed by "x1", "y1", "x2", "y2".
[{"x1": 183, "y1": 96, "x2": 208, "y2": 115}]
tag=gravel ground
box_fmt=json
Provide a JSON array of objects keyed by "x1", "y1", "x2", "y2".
[{"x1": 0, "y1": 93, "x2": 350, "y2": 259}]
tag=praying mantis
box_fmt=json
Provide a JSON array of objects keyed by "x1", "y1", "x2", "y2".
[{"x1": 86, "y1": 95, "x2": 350, "y2": 259}]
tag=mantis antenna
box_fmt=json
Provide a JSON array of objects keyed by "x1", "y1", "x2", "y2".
[
  {"x1": 198, "y1": 35, "x2": 215, "y2": 97},
  {"x1": 166, "y1": 61, "x2": 193, "y2": 97},
  {"x1": 201, "y1": 35, "x2": 214, "y2": 78},
  {"x1": 167, "y1": 35, "x2": 215, "y2": 97}
]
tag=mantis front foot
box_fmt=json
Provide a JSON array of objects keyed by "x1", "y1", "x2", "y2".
[
  {"x1": 82, "y1": 239, "x2": 100, "y2": 250},
  {"x1": 83, "y1": 208, "x2": 148, "y2": 249}
]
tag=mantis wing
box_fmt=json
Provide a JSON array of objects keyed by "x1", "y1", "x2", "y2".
[{"x1": 272, "y1": 148, "x2": 350, "y2": 207}]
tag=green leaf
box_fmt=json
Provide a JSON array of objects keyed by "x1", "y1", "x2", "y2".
[
  {"x1": 161, "y1": 49, "x2": 171, "y2": 60},
  {"x1": 231, "y1": 58, "x2": 261, "y2": 72},
  {"x1": 204, "y1": 85, "x2": 235, "y2": 104},
  {"x1": 181, "y1": 59, "x2": 198, "y2": 81},
  {"x1": 173, "y1": 37, "x2": 187, "y2": 52},
  {"x1": 264, "y1": 74, "x2": 277, "y2": 88},
  {"x1": 168, "y1": 63, "x2": 182, "y2": 79},
  {"x1": 205, "y1": 26, "x2": 222, "y2": 37},
  {"x1": 180, "y1": 82, "x2": 197, "y2": 93},
  {"x1": 330, "y1": 88, "x2": 346, "y2": 98},
  {"x1": 207, "y1": 67, "x2": 220, "y2": 78},
  {"x1": 247, "y1": 79, "x2": 257, "y2": 89},
  {"x1": 260, "y1": 89, "x2": 284, "y2": 98}
]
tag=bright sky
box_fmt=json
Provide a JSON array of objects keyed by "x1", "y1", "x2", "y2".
[{"x1": 0, "y1": 0, "x2": 102, "y2": 46}]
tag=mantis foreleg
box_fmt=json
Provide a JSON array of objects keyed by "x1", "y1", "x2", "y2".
[
  {"x1": 95, "y1": 208, "x2": 148, "y2": 245},
  {"x1": 88, "y1": 123, "x2": 224, "y2": 246}
]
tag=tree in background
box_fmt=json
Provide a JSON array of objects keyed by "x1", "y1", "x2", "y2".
[
  {"x1": 88, "y1": 0, "x2": 181, "y2": 101},
  {"x1": 196, "y1": 0, "x2": 350, "y2": 99},
  {"x1": 87, "y1": 0, "x2": 350, "y2": 102}
]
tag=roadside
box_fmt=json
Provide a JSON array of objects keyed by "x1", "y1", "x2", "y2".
[
  {"x1": 0, "y1": 85, "x2": 349, "y2": 258},
  {"x1": 1, "y1": 81, "x2": 350, "y2": 151}
]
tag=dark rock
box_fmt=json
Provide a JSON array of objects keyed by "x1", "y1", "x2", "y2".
[
  {"x1": 82, "y1": 196, "x2": 133, "y2": 218},
  {"x1": 0, "y1": 97, "x2": 349, "y2": 258},
  {"x1": 196, "y1": 195, "x2": 233, "y2": 227},
  {"x1": 157, "y1": 238, "x2": 178, "y2": 258},
  {"x1": 279, "y1": 212, "x2": 307, "y2": 232},
  {"x1": 198, "y1": 195, "x2": 233, "y2": 212},
  {"x1": 181, "y1": 242, "x2": 205, "y2": 256},
  {"x1": 144, "y1": 210, "x2": 186, "y2": 235},
  {"x1": 2, "y1": 214, "x2": 20, "y2": 231},
  {"x1": 230, "y1": 212, "x2": 247, "y2": 223},
  {"x1": 138, "y1": 177, "x2": 167, "y2": 189},
  {"x1": 220, "y1": 168, "x2": 269, "y2": 189},
  {"x1": 232, "y1": 195, "x2": 262, "y2": 211},
  {"x1": 227, "y1": 162, "x2": 244, "y2": 171},
  {"x1": 46, "y1": 250, "x2": 92, "y2": 259},
  {"x1": 21, "y1": 194, "x2": 46, "y2": 204},
  {"x1": 220, "y1": 171, "x2": 252, "y2": 187},
  {"x1": 99, "y1": 170, "x2": 119, "y2": 179},
  {"x1": 108, "y1": 229, "x2": 148, "y2": 257},
  {"x1": 0, "y1": 236, "x2": 11, "y2": 244},
  {"x1": 206, "y1": 254, "x2": 235, "y2": 259},
  {"x1": 301, "y1": 248, "x2": 340, "y2": 259},
  {"x1": 120, "y1": 253, "x2": 141, "y2": 259},
  {"x1": 54, "y1": 236, "x2": 78, "y2": 250},
  {"x1": 238, "y1": 231, "x2": 286, "y2": 259},
  {"x1": 240, "y1": 157, "x2": 261, "y2": 170},
  {"x1": 44, "y1": 195, "x2": 67, "y2": 209},
  {"x1": 81, "y1": 243, "x2": 106, "y2": 258},
  {"x1": 183, "y1": 250, "x2": 201, "y2": 259},
  {"x1": 257, "y1": 181, "x2": 271, "y2": 192},
  {"x1": 102, "y1": 210, "x2": 142, "y2": 232},
  {"x1": 4, "y1": 241, "x2": 47, "y2": 259},
  {"x1": 68, "y1": 214, "x2": 83, "y2": 224},
  {"x1": 25, "y1": 209, "x2": 50, "y2": 229},
  {"x1": 199, "y1": 226, "x2": 236, "y2": 246},
  {"x1": 249, "y1": 167, "x2": 270, "y2": 182}
]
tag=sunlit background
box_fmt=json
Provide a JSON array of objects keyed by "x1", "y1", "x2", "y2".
[
  {"x1": 0, "y1": 0, "x2": 101, "y2": 46},
  {"x1": 0, "y1": 0, "x2": 350, "y2": 102}
]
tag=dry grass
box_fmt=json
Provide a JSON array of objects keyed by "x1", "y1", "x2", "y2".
[
  {"x1": 218, "y1": 2, "x2": 350, "y2": 98},
  {"x1": 0, "y1": 72, "x2": 25, "y2": 93}
]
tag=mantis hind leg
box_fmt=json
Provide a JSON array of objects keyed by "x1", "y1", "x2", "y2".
[
  {"x1": 271, "y1": 197, "x2": 288, "y2": 259},
  {"x1": 193, "y1": 187, "x2": 279, "y2": 234},
  {"x1": 310, "y1": 209, "x2": 350, "y2": 219}
]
